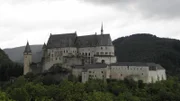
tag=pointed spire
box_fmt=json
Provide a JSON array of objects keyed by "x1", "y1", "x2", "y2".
[
  {"x1": 101, "y1": 23, "x2": 104, "y2": 35},
  {"x1": 42, "y1": 43, "x2": 47, "y2": 49},
  {"x1": 24, "y1": 41, "x2": 32, "y2": 53}
]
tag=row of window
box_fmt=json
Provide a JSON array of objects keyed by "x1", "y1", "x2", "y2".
[
  {"x1": 89, "y1": 75, "x2": 105, "y2": 78},
  {"x1": 96, "y1": 52, "x2": 113, "y2": 55},
  {"x1": 111, "y1": 67, "x2": 143, "y2": 70},
  {"x1": 89, "y1": 71, "x2": 104, "y2": 73},
  {"x1": 109, "y1": 73, "x2": 144, "y2": 79},
  {"x1": 50, "y1": 46, "x2": 111, "y2": 53}
]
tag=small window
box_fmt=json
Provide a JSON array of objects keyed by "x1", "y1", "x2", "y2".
[
  {"x1": 100, "y1": 52, "x2": 104, "y2": 55},
  {"x1": 101, "y1": 47, "x2": 103, "y2": 49},
  {"x1": 121, "y1": 74, "x2": 123, "y2": 76},
  {"x1": 97, "y1": 52, "x2": 99, "y2": 55},
  {"x1": 89, "y1": 53, "x2": 90, "y2": 56},
  {"x1": 89, "y1": 71, "x2": 91, "y2": 73},
  {"x1": 142, "y1": 73, "x2": 143, "y2": 75},
  {"x1": 101, "y1": 71, "x2": 103, "y2": 73},
  {"x1": 105, "y1": 52, "x2": 108, "y2": 55}
]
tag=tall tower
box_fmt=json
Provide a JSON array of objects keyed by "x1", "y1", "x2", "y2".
[
  {"x1": 23, "y1": 41, "x2": 32, "y2": 75},
  {"x1": 101, "y1": 23, "x2": 104, "y2": 35}
]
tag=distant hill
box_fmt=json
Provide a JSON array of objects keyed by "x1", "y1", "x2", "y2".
[
  {"x1": 113, "y1": 33, "x2": 180, "y2": 75},
  {"x1": 4, "y1": 45, "x2": 43, "y2": 63}
]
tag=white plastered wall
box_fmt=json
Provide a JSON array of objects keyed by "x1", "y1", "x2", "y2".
[
  {"x1": 148, "y1": 69, "x2": 166, "y2": 83},
  {"x1": 110, "y1": 66, "x2": 149, "y2": 83}
]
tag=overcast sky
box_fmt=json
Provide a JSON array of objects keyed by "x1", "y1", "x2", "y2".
[{"x1": 1, "y1": 0, "x2": 180, "y2": 49}]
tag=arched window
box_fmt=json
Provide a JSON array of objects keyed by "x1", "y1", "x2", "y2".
[{"x1": 101, "y1": 60, "x2": 105, "y2": 63}]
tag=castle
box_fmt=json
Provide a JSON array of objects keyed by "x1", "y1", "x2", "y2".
[{"x1": 23, "y1": 25, "x2": 166, "y2": 83}]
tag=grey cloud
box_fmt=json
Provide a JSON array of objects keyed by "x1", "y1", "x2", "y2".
[
  {"x1": 0, "y1": 0, "x2": 60, "y2": 5},
  {"x1": 82, "y1": 0, "x2": 180, "y2": 19}
]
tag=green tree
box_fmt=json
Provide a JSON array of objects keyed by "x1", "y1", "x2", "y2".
[
  {"x1": 0, "y1": 91, "x2": 14, "y2": 101},
  {"x1": 86, "y1": 91, "x2": 113, "y2": 101},
  {"x1": 9, "y1": 88, "x2": 29, "y2": 101}
]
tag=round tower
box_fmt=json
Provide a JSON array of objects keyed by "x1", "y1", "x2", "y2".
[{"x1": 23, "y1": 41, "x2": 32, "y2": 75}]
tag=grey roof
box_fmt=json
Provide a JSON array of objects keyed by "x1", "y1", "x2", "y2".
[
  {"x1": 76, "y1": 34, "x2": 113, "y2": 48},
  {"x1": 47, "y1": 33, "x2": 77, "y2": 48},
  {"x1": 110, "y1": 62, "x2": 165, "y2": 70},
  {"x1": 42, "y1": 43, "x2": 47, "y2": 49},
  {"x1": 24, "y1": 42, "x2": 31, "y2": 53},
  {"x1": 110, "y1": 62, "x2": 149, "y2": 66},
  {"x1": 46, "y1": 33, "x2": 113, "y2": 48},
  {"x1": 73, "y1": 63, "x2": 107, "y2": 69}
]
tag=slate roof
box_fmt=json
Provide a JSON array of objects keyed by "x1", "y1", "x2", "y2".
[
  {"x1": 76, "y1": 34, "x2": 113, "y2": 48},
  {"x1": 46, "y1": 33, "x2": 113, "y2": 49},
  {"x1": 47, "y1": 33, "x2": 77, "y2": 49},
  {"x1": 110, "y1": 62, "x2": 165, "y2": 70},
  {"x1": 73, "y1": 63, "x2": 107, "y2": 69},
  {"x1": 24, "y1": 42, "x2": 31, "y2": 53},
  {"x1": 110, "y1": 62, "x2": 148, "y2": 66},
  {"x1": 42, "y1": 43, "x2": 47, "y2": 49}
]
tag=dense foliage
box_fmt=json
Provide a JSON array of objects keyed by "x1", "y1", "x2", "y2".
[
  {"x1": 113, "y1": 33, "x2": 180, "y2": 76},
  {"x1": 0, "y1": 48, "x2": 23, "y2": 82},
  {"x1": 1, "y1": 75, "x2": 180, "y2": 101}
]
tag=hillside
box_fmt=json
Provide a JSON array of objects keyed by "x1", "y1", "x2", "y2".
[
  {"x1": 4, "y1": 45, "x2": 43, "y2": 63},
  {"x1": 0, "y1": 48, "x2": 12, "y2": 64},
  {"x1": 113, "y1": 33, "x2": 180, "y2": 75},
  {"x1": 0, "y1": 48, "x2": 23, "y2": 81}
]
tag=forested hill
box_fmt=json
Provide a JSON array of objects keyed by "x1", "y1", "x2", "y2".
[
  {"x1": 0, "y1": 48, "x2": 12, "y2": 64},
  {"x1": 0, "y1": 48, "x2": 23, "y2": 82},
  {"x1": 113, "y1": 33, "x2": 180, "y2": 75}
]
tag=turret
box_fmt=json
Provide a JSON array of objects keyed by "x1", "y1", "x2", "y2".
[
  {"x1": 42, "y1": 43, "x2": 47, "y2": 59},
  {"x1": 101, "y1": 23, "x2": 104, "y2": 35},
  {"x1": 23, "y1": 41, "x2": 32, "y2": 75}
]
